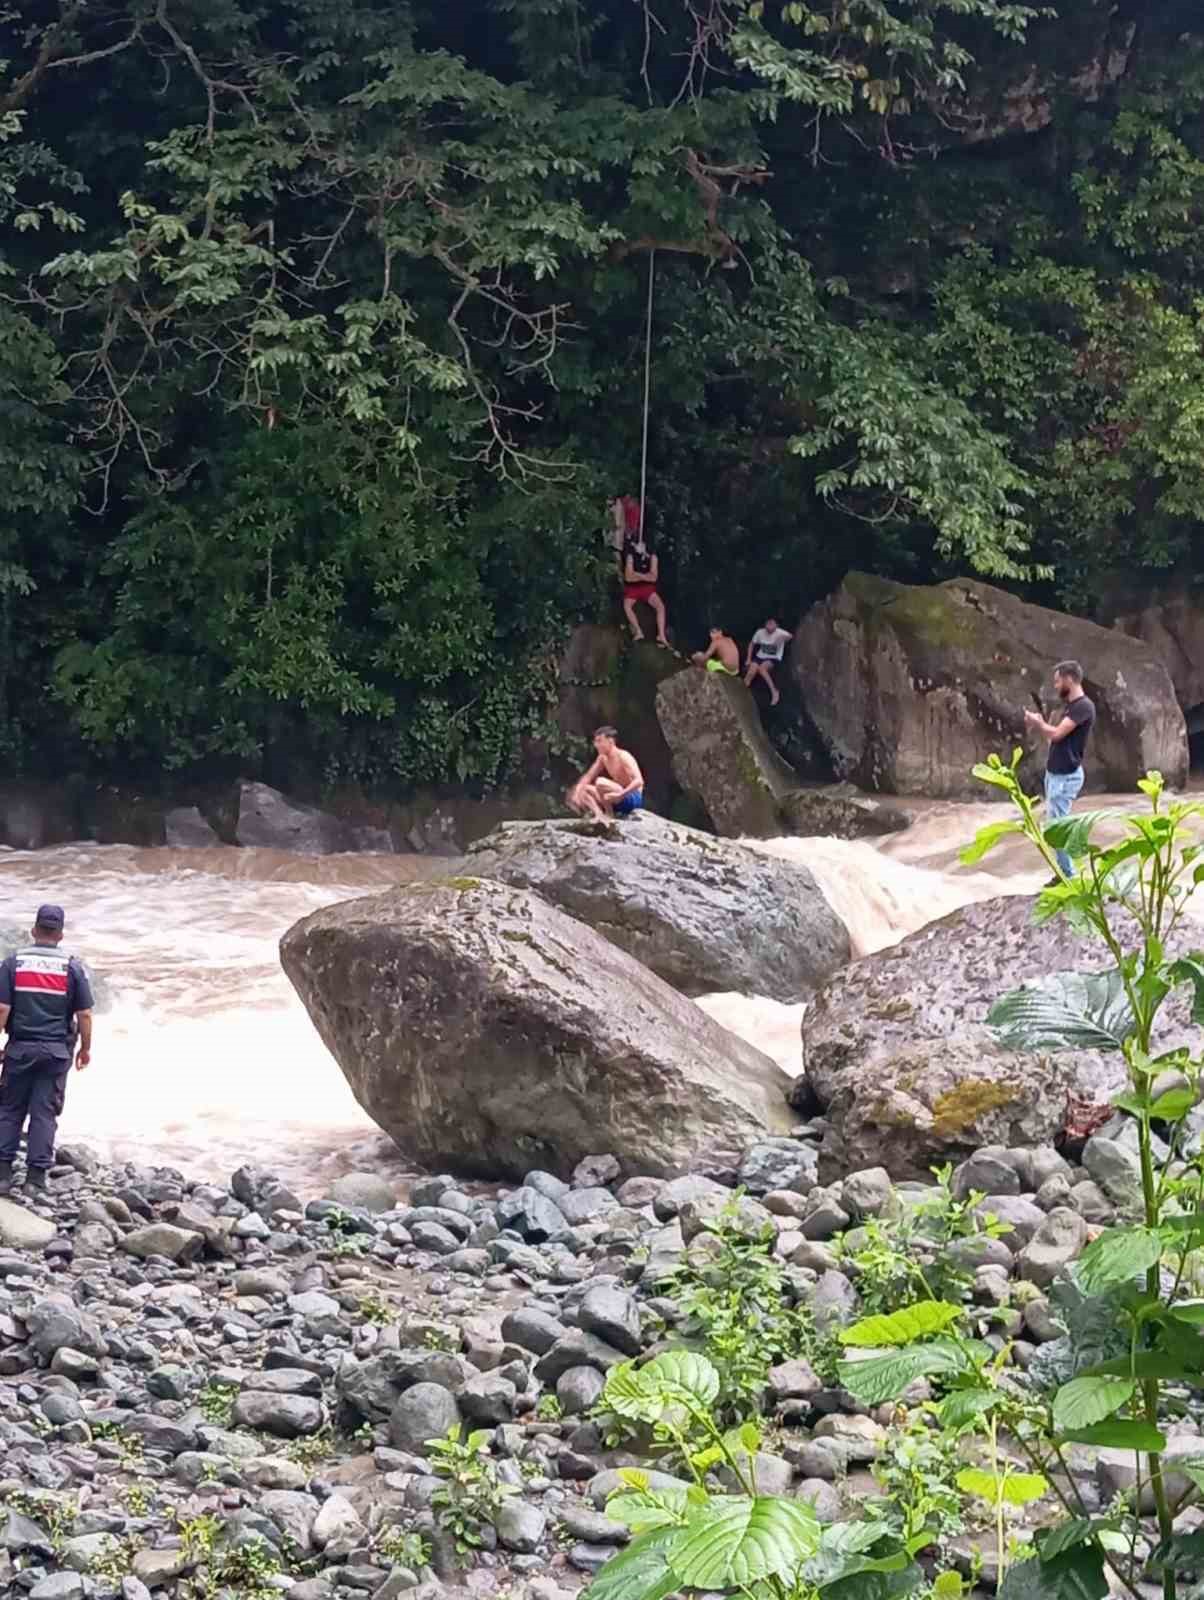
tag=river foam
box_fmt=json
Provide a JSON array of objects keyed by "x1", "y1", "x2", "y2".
[{"x1": 2, "y1": 789, "x2": 1199, "y2": 1190}]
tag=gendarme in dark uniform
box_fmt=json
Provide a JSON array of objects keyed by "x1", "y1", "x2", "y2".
[{"x1": 0, "y1": 904, "x2": 94, "y2": 1192}]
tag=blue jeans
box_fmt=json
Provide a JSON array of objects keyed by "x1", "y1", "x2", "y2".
[{"x1": 1044, "y1": 768, "x2": 1085, "y2": 876}]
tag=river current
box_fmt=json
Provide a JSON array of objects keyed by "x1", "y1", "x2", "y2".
[{"x1": 0, "y1": 791, "x2": 1198, "y2": 1193}]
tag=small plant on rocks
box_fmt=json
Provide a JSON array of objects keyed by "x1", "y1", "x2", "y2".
[
  {"x1": 427, "y1": 1424, "x2": 517, "y2": 1558},
  {"x1": 358, "y1": 1290, "x2": 393, "y2": 1324},
  {"x1": 536, "y1": 1393, "x2": 564, "y2": 1421},
  {"x1": 375, "y1": 1525, "x2": 432, "y2": 1570},
  {"x1": 122, "y1": 1480, "x2": 155, "y2": 1517},
  {"x1": 322, "y1": 1207, "x2": 369, "y2": 1255},
  {"x1": 863, "y1": 1406, "x2": 967, "y2": 1554},
  {"x1": 836, "y1": 1165, "x2": 1009, "y2": 1313},
  {"x1": 6, "y1": 1491, "x2": 77, "y2": 1553},
  {"x1": 586, "y1": 1349, "x2": 927, "y2": 1600},
  {"x1": 423, "y1": 1326, "x2": 459, "y2": 1352},
  {"x1": 88, "y1": 1531, "x2": 144, "y2": 1588},
  {"x1": 197, "y1": 1381, "x2": 238, "y2": 1426},
  {"x1": 659, "y1": 1198, "x2": 817, "y2": 1419},
  {"x1": 285, "y1": 1425, "x2": 334, "y2": 1469},
  {"x1": 820, "y1": 762, "x2": 1204, "y2": 1600}
]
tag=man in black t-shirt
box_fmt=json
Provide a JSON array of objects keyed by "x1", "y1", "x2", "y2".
[{"x1": 1023, "y1": 659, "x2": 1096, "y2": 881}]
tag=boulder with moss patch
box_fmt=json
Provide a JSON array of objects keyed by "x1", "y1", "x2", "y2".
[
  {"x1": 794, "y1": 573, "x2": 1187, "y2": 797},
  {"x1": 793, "y1": 895, "x2": 1194, "y2": 1181},
  {"x1": 281, "y1": 877, "x2": 793, "y2": 1180}
]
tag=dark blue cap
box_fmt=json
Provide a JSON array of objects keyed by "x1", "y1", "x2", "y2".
[{"x1": 35, "y1": 904, "x2": 64, "y2": 931}]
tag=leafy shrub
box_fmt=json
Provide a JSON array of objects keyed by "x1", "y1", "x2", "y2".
[
  {"x1": 658, "y1": 1199, "x2": 834, "y2": 1418},
  {"x1": 426, "y1": 1425, "x2": 516, "y2": 1558}
]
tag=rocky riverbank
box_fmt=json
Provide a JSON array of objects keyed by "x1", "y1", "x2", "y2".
[{"x1": 0, "y1": 1102, "x2": 1179, "y2": 1600}]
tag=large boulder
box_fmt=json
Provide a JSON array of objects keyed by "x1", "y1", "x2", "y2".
[
  {"x1": 794, "y1": 574, "x2": 1188, "y2": 797},
  {"x1": 280, "y1": 878, "x2": 793, "y2": 1180},
  {"x1": 655, "y1": 668, "x2": 905, "y2": 840},
  {"x1": 1105, "y1": 582, "x2": 1204, "y2": 722},
  {"x1": 236, "y1": 781, "x2": 351, "y2": 854},
  {"x1": 793, "y1": 895, "x2": 1195, "y2": 1181},
  {"x1": 164, "y1": 806, "x2": 221, "y2": 848},
  {"x1": 656, "y1": 669, "x2": 799, "y2": 837},
  {"x1": 467, "y1": 814, "x2": 849, "y2": 1002}
]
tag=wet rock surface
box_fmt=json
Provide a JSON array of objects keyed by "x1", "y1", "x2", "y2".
[
  {"x1": 0, "y1": 1116, "x2": 1160, "y2": 1600},
  {"x1": 794, "y1": 572, "x2": 1188, "y2": 796},
  {"x1": 467, "y1": 813, "x2": 849, "y2": 1003},
  {"x1": 794, "y1": 894, "x2": 1195, "y2": 1179},
  {"x1": 280, "y1": 878, "x2": 793, "y2": 1180}
]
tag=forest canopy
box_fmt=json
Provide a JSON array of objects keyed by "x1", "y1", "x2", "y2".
[{"x1": 0, "y1": 0, "x2": 1200, "y2": 788}]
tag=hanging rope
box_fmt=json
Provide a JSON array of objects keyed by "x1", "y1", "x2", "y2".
[{"x1": 638, "y1": 248, "x2": 655, "y2": 537}]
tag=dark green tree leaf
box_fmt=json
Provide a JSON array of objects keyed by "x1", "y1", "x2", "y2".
[{"x1": 987, "y1": 971, "x2": 1134, "y2": 1053}]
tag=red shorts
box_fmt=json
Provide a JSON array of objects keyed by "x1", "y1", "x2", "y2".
[{"x1": 624, "y1": 583, "x2": 657, "y2": 603}]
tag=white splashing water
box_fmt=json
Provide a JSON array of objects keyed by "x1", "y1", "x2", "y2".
[{"x1": 2, "y1": 791, "x2": 1198, "y2": 1192}]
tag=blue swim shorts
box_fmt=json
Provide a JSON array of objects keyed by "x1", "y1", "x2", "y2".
[{"x1": 613, "y1": 790, "x2": 643, "y2": 817}]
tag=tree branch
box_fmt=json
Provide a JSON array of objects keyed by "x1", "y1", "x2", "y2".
[{"x1": 0, "y1": 4, "x2": 143, "y2": 114}]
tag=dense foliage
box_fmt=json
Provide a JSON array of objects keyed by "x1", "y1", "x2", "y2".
[
  {"x1": 1, "y1": 0, "x2": 1201, "y2": 786},
  {"x1": 577, "y1": 768, "x2": 1204, "y2": 1600}
]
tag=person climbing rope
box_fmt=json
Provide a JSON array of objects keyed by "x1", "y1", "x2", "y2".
[
  {"x1": 608, "y1": 494, "x2": 643, "y2": 577},
  {"x1": 622, "y1": 537, "x2": 669, "y2": 647}
]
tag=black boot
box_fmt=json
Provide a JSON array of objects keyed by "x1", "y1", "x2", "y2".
[
  {"x1": 0, "y1": 1162, "x2": 13, "y2": 1195},
  {"x1": 23, "y1": 1168, "x2": 47, "y2": 1193}
]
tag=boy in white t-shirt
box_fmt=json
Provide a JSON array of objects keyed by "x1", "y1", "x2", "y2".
[{"x1": 744, "y1": 617, "x2": 792, "y2": 705}]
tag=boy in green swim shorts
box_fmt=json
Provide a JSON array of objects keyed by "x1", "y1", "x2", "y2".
[{"x1": 692, "y1": 627, "x2": 740, "y2": 675}]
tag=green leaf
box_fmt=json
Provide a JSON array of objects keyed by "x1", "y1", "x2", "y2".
[
  {"x1": 1168, "y1": 956, "x2": 1204, "y2": 1026},
  {"x1": 1169, "y1": 1301, "x2": 1204, "y2": 1326},
  {"x1": 960, "y1": 819, "x2": 1023, "y2": 866},
  {"x1": 955, "y1": 1468, "x2": 1047, "y2": 1507},
  {"x1": 585, "y1": 1527, "x2": 680, "y2": 1600},
  {"x1": 987, "y1": 970, "x2": 1134, "y2": 1052},
  {"x1": 1161, "y1": 1216, "x2": 1204, "y2": 1258},
  {"x1": 1075, "y1": 1227, "x2": 1163, "y2": 1293},
  {"x1": 933, "y1": 1574, "x2": 965, "y2": 1600},
  {"x1": 604, "y1": 1364, "x2": 655, "y2": 1422},
  {"x1": 836, "y1": 1340, "x2": 970, "y2": 1406},
  {"x1": 1084, "y1": 1351, "x2": 1203, "y2": 1380},
  {"x1": 605, "y1": 1491, "x2": 691, "y2": 1532},
  {"x1": 670, "y1": 1496, "x2": 821, "y2": 1588},
  {"x1": 804, "y1": 1522, "x2": 910, "y2": 1587},
  {"x1": 1002, "y1": 1474, "x2": 1050, "y2": 1508},
  {"x1": 1037, "y1": 1521, "x2": 1098, "y2": 1561},
  {"x1": 1043, "y1": 810, "x2": 1114, "y2": 859},
  {"x1": 1061, "y1": 1419, "x2": 1167, "y2": 1450},
  {"x1": 819, "y1": 1564, "x2": 924, "y2": 1600},
  {"x1": 999, "y1": 1546, "x2": 1108, "y2": 1600},
  {"x1": 1051, "y1": 1375, "x2": 1135, "y2": 1432},
  {"x1": 1150, "y1": 1087, "x2": 1196, "y2": 1121},
  {"x1": 644, "y1": 1350, "x2": 721, "y2": 1408},
  {"x1": 939, "y1": 1389, "x2": 1001, "y2": 1430},
  {"x1": 1151, "y1": 1531, "x2": 1204, "y2": 1572},
  {"x1": 604, "y1": 1352, "x2": 720, "y2": 1423},
  {"x1": 1110, "y1": 1091, "x2": 1149, "y2": 1116},
  {"x1": 841, "y1": 1301, "x2": 963, "y2": 1348}
]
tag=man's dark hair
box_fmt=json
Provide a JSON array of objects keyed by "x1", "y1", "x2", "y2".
[
  {"x1": 593, "y1": 725, "x2": 618, "y2": 739},
  {"x1": 1055, "y1": 660, "x2": 1084, "y2": 683}
]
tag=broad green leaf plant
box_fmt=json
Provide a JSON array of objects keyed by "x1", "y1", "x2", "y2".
[
  {"x1": 828, "y1": 753, "x2": 1204, "y2": 1600},
  {"x1": 586, "y1": 1349, "x2": 928, "y2": 1600}
]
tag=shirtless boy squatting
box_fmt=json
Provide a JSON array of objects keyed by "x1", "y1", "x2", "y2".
[{"x1": 568, "y1": 726, "x2": 644, "y2": 822}]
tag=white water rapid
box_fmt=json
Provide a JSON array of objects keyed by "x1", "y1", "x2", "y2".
[{"x1": 1, "y1": 791, "x2": 1198, "y2": 1192}]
